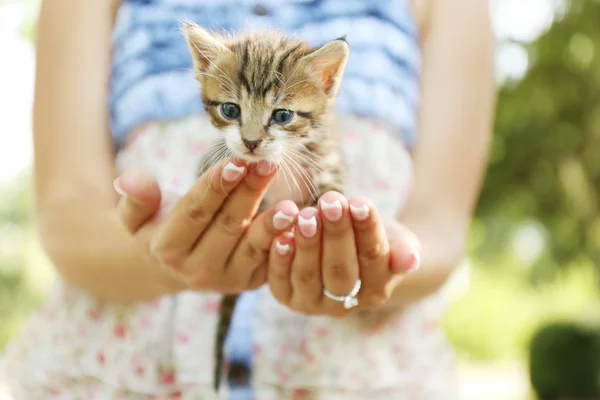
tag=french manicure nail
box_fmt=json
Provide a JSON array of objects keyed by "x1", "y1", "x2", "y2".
[
  {"x1": 393, "y1": 247, "x2": 421, "y2": 274},
  {"x1": 273, "y1": 210, "x2": 295, "y2": 230},
  {"x1": 257, "y1": 161, "x2": 275, "y2": 176},
  {"x1": 406, "y1": 251, "x2": 421, "y2": 272},
  {"x1": 349, "y1": 204, "x2": 370, "y2": 221},
  {"x1": 113, "y1": 179, "x2": 127, "y2": 197},
  {"x1": 222, "y1": 162, "x2": 245, "y2": 182},
  {"x1": 298, "y1": 215, "x2": 317, "y2": 237},
  {"x1": 275, "y1": 240, "x2": 291, "y2": 256},
  {"x1": 320, "y1": 199, "x2": 343, "y2": 221}
]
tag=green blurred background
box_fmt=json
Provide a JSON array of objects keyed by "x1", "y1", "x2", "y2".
[{"x1": 0, "y1": 0, "x2": 599, "y2": 398}]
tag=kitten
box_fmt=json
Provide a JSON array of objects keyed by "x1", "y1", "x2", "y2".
[{"x1": 182, "y1": 21, "x2": 349, "y2": 391}]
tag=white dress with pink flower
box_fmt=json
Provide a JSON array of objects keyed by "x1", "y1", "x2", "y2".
[{"x1": 0, "y1": 114, "x2": 457, "y2": 399}]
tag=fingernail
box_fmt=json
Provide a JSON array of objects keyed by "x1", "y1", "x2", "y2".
[
  {"x1": 113, "y1": 178, "x2": 127, "y2": 197},
  {"x1": 257, "y1": 161, "x2": 276, "y2": 176},
  {"x1": 298, "y1": 215, "x2": 317, "y2": 238},
  {"x1": 393, "y1": 246, "x2": 421, "y2": 274},
  {"x1": 349, "y1": 203, "x2": 370, "y2": 221},
  {"x1": 407, "y1": 251, "x2": 421, "y2": 272},
  {"x1": 222, "y1": 162, "x2": 245, "y2": 182},
  {"x1": 275, "y1": 240, "x2": 291, "y2": 256},
  {"x1": 320, "y1": 199, "x2": 343, "y2": 221},
  {"x1": 273, "y1": 210, "x2": 295, "y2": 230}
]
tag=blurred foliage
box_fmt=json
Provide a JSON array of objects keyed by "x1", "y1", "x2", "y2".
[
  {"x1": 528, "y1": 321, "x2": 600, "y2": 399},
  {"x1": 476, "y1": 0, "x2": 600, "y2": 281}
]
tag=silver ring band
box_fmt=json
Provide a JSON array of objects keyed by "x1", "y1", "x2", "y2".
[{"x1": 323, "y1": 279, "x2": 361, "y2": 309}]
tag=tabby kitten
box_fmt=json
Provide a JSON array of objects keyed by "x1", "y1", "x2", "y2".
[{"x1": 183, "y1": 21, "x2": 349, "y2": 391}]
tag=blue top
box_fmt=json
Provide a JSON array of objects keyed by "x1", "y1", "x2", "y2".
[
  {"x1": 110, "y1": 0, "x2": 421, "y2": 150},
  {"x1": 109, "y1": 0, "x2": 422, "y2": 393}
]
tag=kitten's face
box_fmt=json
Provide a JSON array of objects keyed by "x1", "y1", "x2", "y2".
[{"x1": 183, "y1": 23, "x2": 349, "y2": 163}]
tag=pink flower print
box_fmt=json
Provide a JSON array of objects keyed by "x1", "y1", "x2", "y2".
[
  {"x1": 135, "y1": 365, "x2": 145, "y2": 377},
  {"x1": 161, "y1": 370, "x2": 176, "y2": 385},
  {"x1": 114, "y1": 324, "x2": 127, "y2": 338},
  {"x1": 203, "y1": 298, "x2": 220, "y2": 313},
  {"x1": 49, "y1": 388, "x2": 61, "y2": 397},
  {"x1": 97, "y1": 352, "x2": 106, "y2": 366},
  {"x1": 316, "y1": 327, "x2": 329, "y2": 338},
  {"x1": 150, "y1": 299, "x2": 162, "y2": 309},
  {"x1": 345, "y1": 129, "x2": 359, "y2": 142},
  {"x1": 280, "y1": 371, "x2": 290, "y2": 383},
  {"x1": 170, "y1": 176, "x2": 182, "y2": 189},
  {"x1": 192, "y1": 142, "x2": 205, "y2": 153},
  {"x1": 156, "y1": 147, "x2": 167, "y2": 159},
  {"x1": 87, "y1": 308, "x2": 101, "y2": 321},
  {"x1": 177, "y1": 334, "x2": 189, "y2": 344},
  {"x1": 299, "y1": 339, "x2": 315, "y2": 362},
  {"x1": 252, "y1": 343, "x2": 262, "y2": 357},
  {"x1": 140, "y1": 317, "x2": 152, "y2": 329},
  {"x1": 375, "y1": 179, "x2": 390, "y2": 190},
  {"x1": 169, "y1": 391, "x2": 183, "y2": 399},
  {"x1": 293, "y1": 389, "x2": 308, "y2": 399},
  {"x1": 279, "y1": 343, "x2": 291, "y2": 357}
]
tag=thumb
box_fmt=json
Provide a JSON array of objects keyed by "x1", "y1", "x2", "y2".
[
  {"x1": 384, "y1": 220, "x2": 421, "y2": 274},
  {"x1": 114, "y1": 169, "x2": 162, "y2": 233}
]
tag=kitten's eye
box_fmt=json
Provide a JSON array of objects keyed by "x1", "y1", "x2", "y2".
[
  {"x1": 271, "y1": 109, "x2": 294, "y2": 125},
  {"x1": 220, "y1": 103, "x2": 241, "y2": 120}
]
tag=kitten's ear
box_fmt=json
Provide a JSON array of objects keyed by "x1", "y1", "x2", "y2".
[
  {"x1": 304, "y1": 38, "x2": 349, "y2": 96},
  {"x1": 182, "y1": 21, "x2": 230, "y2": 73}
]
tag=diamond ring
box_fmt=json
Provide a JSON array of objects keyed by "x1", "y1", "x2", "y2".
[{"x1": 323, "y1": 279, "x2": 362, "y2": 309}]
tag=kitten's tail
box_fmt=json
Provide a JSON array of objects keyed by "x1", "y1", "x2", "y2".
[{"x1": 213, "y1": 293, "x2": 240, "y2": 391}]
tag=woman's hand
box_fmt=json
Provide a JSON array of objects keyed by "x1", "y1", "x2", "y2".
[
  {"x1": 114, "y1": 158, "x2": 299, "y2": 294},
  {"x1": 267, "y1": 192, "x2": 420, "y2": 316}
]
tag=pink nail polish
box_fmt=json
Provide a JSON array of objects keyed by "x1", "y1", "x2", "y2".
[
  {"x1": 349, "y1": 203, "x2": 370, "y2": 221},
  {"x1": 320, "y1": 199, "x2": 343, "y2": 221},
  {"x1": 392, "y1": 249, "x2": 421, "y2": 274},
  {"x1": 275, "y1": 240, "x2": 291, "y2": 256},
  {"x1": 298, "y1": 215, "x2": 317, "y2": 237},
  {"x1": 113, "y1": 179, "x2": 127, "y2": 197},
  {"x1": 222, "y1": 163, "x2": 245, "y2": 182},
  {"x1": 257, "y1": 161, "x2": 275, "y2": 176},
  {"x1": 273, "y1": 210, "x2": 295, "y2": 230}
]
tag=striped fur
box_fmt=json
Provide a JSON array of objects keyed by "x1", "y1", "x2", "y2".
[{"x1": 183, "y1": 22, "x2": 349, "y2": 391}]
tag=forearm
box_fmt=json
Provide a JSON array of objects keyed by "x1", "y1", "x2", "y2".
[{"x1": 37, "y1": 201, "x2": 184, "y2": 303}]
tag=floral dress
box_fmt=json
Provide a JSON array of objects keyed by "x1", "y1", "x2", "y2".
[
  {"x1": 1, "y1": 0, "x2": 459, "y2": 398},
  {"x1": 0, "y1": 114, "x2": 457, "y2": 399}
]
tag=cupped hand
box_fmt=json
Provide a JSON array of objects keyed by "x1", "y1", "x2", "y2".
[
  {"x1": 113, "y1": 158, "x2": 300, "y2": 294},
  {"x1": 267, "y1": 191, "x2": 420, "y2": 317}
]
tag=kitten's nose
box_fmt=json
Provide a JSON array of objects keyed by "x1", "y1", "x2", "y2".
[{"x1": 243, "y1": 139, "x2": 262, "y2": 152}]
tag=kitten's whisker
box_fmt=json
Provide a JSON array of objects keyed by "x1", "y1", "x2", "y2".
[
  {"x1": 280, "y1": 156, "x2": 302, "y2": 199},
  {"x1": 278, "y1": 157, "x2": 294, "y2": 195},
  {"x1": 284, "y1": 154, "x2": 318, "y2": 201},
  {"x1": 284, "y1": 146, "x2": 325, "y2": 173},
  {"x1": 288, "y1": 154, "x2": 319, "y2": 198}
]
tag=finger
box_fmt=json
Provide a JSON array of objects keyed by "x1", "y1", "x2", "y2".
[
  {"x1": 151, "y1": 158, "x2": 247, "y2": 267},
  {"x1": 267, "y1": 231, "x2": 296, "y2": 304},
  {"x1": 188, "y1": 160, "x2": 278, "y2": 273},
  {"x1": 115, "y1": 169, "x2": 162, "y2": 233},
  {"x1": 228, "y1": 200, "x2": 299, "y2": 282},
  {"x1": 386, "y1": 221, "x2": 421, "y2": 274},
  {"x1": 347, "y1": 197, "x2": 392, "y2": 308},
  {"x1": 290, "y1": 207, "x2": 323, "y2": 311},
  {"x1": 319, "y1": 192, "x2": 360, "y2": 310}
]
